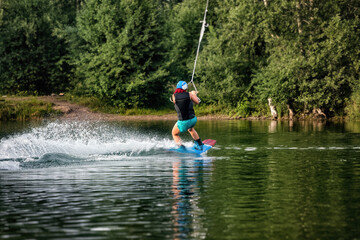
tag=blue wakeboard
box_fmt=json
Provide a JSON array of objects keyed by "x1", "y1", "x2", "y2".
[{"x1": 168, "y1": 139, "x2": 216, "y2": 155}]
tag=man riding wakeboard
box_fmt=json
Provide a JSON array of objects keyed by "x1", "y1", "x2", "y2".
[{"x1": 171, "y1": 81, "x2": 203, "y2": 150}]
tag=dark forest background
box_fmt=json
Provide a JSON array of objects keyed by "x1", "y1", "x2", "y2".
[{"x1": 1, "y1": 0, "x2": 359, "y2": 118}]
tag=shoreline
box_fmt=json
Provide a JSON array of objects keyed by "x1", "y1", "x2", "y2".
[
  {"x1": 1, "y1": 96, "x2": 351, "y2": 122},
  {"x1": 1, "y1": 96, "x2": 235, "y2": 121}
]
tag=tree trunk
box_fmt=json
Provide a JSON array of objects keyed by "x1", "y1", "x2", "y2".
[
  {"x1": 76, "y1": 0, "x2": 82, "y2": 12},
  {"x1": 0, "y1": 0, "x2": 3, "y2": 18},
  {"x1": 312, "y1": 108, "x2": 326, "y2": 118},
  {"x1": 287, "y1": 104, "x2": 294, "y2": 120},
  {"x1": 296, "y1": 0, "x2": 303, "y2": 34},
  {"x1": 268, "y1": 98, "x2": 278, "y2": 119},
  {"x1": 309, "y1": 0, "x2": 314, "y2": 20}
]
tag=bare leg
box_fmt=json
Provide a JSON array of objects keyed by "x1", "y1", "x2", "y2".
[
  {"x1": 172, "y1": 123, "x2": 182, "y2": 145},
  {"x1": 188, "y1": 128, "x2": 200, "y2": 140}
]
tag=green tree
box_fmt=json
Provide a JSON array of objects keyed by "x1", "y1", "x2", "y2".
[
  {"x1": 196, "y1": 0, "x2": 267, "y2": 107},
  {"x1": 74, "y1": 0, "x2": 168, "y2": 108},
  {"x1": 0, "y1": 0, "x2": 75, "y2": 95},
  {"x1": 254, "y1": 0, "x2": 360, "y2": 116},
  {"x1": 165, "y1": 0, "x2": 207, "y2": 85}
]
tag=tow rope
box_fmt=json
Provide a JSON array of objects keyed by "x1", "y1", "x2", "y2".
[
  {"x1": 171, "y1": 0, "x2": 209, "y2": 104},
  {"x1": 189, "y1": 0, "x2": 209, "y2": 94}
]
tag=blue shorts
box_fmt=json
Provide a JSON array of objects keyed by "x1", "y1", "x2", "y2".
[{"x1": 177, "y1": 117, "x2": 197, "y2": 133}]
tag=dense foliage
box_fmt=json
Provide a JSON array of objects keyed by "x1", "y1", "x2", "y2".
[
  {"x1": 1, "y1": 0, "x2": 359, "y2": 117},
  {"x1": 0, "y1": 0, "x2": 76, "y2": 95}
]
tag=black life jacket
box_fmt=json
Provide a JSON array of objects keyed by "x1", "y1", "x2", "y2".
[{"x1": 174, "y1": 92, "x2": 195, "y2": 121}]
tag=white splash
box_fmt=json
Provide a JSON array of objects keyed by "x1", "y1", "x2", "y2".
[{"x1": 0, "y1": 121, "x2": 173, "y2": 161}]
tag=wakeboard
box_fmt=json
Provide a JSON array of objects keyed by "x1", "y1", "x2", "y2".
[{"x1": 168, "y1": 139, "x2": 216, "y2": 154}]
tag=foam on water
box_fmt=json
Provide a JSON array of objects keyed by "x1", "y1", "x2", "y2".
[{"x1": 0, "y1": 121, "x2": 175, "y2": 170}]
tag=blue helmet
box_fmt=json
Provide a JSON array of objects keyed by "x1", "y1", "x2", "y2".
[{"x1": 176, "y1": 81, "x2": 188, "y2": 90}]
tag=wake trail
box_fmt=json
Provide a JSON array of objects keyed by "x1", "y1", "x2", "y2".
[{"x1": 0, "y1": 121, "x2": 175, "y2": 170}]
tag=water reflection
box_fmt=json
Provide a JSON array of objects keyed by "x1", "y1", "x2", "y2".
[
  {"x1": 268, "y1": 120, "x2": 278, "y2": 133},
  {"x1": 1, "y1": 120, "x2": 360, "y2": 239},
  {"x1": 171, "y1": 157, "x2": 213, "y2": 240}
]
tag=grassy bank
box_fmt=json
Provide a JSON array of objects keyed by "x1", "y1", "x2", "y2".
[
  {"x1": 65, "y1": 95, "x2": 273, "y2": 118},
  {"x1": 2, "y1": 95, "x2": 357, "y2": 121},
  {"x1": 0, "y1": 97, "x2": 61, "y2": 121},
  {"x1": 66, "y1": 95, "x2": 174, "y2": 116},
  {"x1": 65, "y1": 95, "x2": 234, "y2": 117}
]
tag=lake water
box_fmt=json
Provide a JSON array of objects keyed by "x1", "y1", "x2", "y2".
[{"x1": 1, "y1": 120, "x2": 360, "y2": 239}]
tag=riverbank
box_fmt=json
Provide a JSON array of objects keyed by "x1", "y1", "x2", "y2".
[
  {"x1": 0, "y1": 97, "x2": 62, "y2": 121},
  {"x1": 0, "y1": 96, "x2": 236, "y2": 121},
  {"x1": 0, "y1": 95, "x2": 351, "y2": 122}
]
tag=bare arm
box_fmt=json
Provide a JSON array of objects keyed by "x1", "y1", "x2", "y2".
[{"x1": 189, "y1": 91, "x2": 200, "y2": 104}]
